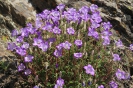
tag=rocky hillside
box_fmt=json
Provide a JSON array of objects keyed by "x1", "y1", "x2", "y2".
[{"x1": 0, "y1": 0, "x2": 133, "y2": 87}]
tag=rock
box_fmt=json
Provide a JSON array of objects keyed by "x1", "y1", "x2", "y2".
[
  {"x1": 0, "y1": 0, "x2": 36, "y2": 27},
  {"x1": 29, "y1": 0, "x2": 57, "y2": 12},
  {"x1": 55, "y1": 0, "x2": 69, "y2": 4}
]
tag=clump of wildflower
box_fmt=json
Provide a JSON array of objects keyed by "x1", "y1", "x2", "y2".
[{"x1": 7, "y1": 3, "x2": 132, "y2": 88}]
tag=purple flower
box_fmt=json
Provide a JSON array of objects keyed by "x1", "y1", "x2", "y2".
[
  {"x1": 39, "y1": 42, "x2": 49, "y2": 52},
  {"x1": 48, "y1": 38, "x2": 56, "y2": 43},
  {"x1": 33, "y1": 85, "x2": 39, "y2": 88},
  {"x1": 64, "y1": 8, "x2": 78, "y2": 21},
  {"x1": 109, "y1": 81, "x2": 118, "y2": 88},
  {"x1": 21, "y1": 42, "x2": 29, "y2": 49},
  {"x1": 115, "y1": 69, "x2": 130, "y2": 80},
  {"x1": 98, "y1": 85, "x2": 104, "y2": 88},
  {"x1": 33, "y1": 38, "x2": 44, "y2": 46},
  {"x1": 102, "y1": 22, "x2": 112, "y2": 30},
  {"x1": 56, "y1": 43, "x2": 63, "y2": 50},
  {"x1": 7, "y1": 42, "x2": 17, "y2": 51},
  {"x1": 67, "y1": 8, "x2": 77, "y2": 14},
  {"x1": 101, "y1": 29, "x2": 112, "y2": 36},
  {"x1": 84, "y1": 64, "x2": 95, "y2": 76},
  {"x1": 94, "y1": 17, "x2": 102, "y2": 23},
  {"x1": 62, "y1": 41, "x2": 72, "y2": 50},
  {"x1": 115, "y1": 69, "x2": 125, "y2": 80},
  {"x1": 74, "y1": 53, "x2": 83, "y2": 59},
  {"x1": 79, "y1": 6, "x2": 90, "y2": 14},
  {"x1": 101, "y1": 36, "x2": 110, "y2": 46},
  {"x1": 11, "y1": 29, "x2": 18, "y2": 37},
  {"x1": 54, "y1": 49, "x2": 62, "y2": 57},
  {"x1": 74, "y1": 40, "x2": 82, "y2": 47},
  {"x1": 53, "y1": 26, "x2": 61, "y2": 34},
  {"x1": 91, "y1": 12, "x2": 101, "y2": 20},
  {"x1": 21, "y1": 28, "x2": 29, "y2": 37},
  {"x1": 42, "y1": 23, "x2": 53, "y2": 32},
  {"x1": 88, "y1": 27, "x2": 99, "y2": 39},
  {"x1": 54, "y1": 78, "x2": 64, "y2": 88},
  {"x1": 129, "y1": 44, "x2": 133, "y2": 51},
  {"x1": 57, "y1": 4, "x2": 65, "y2": 11},
  {"x1": 91, "y1": 19, "x2": 100, "y2": 28},
  {"x1": 73, "y1": 12, "x2": 81, "y2": 22},
  {"x1": 115, "y1": 39, "x2": 124, "y2": 48},
  {"x1": 113, "y1": 54, "x2": 121, "y2": 61},
  {"x1": 16, "y1": 36, "x2": 24, "y2": 43},
  {"x1": 35, "y1": 15, "x2": 42, "y2": 28},
  {"x1": 29, "y1": 27, "x2": 36, "y2": 34},
  {"x1": 67, "y1": 27, "x2": 75, "y2": 35},
  {"x1": 24, "y1": 55, "x2": 34, "y2": 63},
  {"x1": 54, "y1": 84, "x2": 61, "y2": 88},
  {"x1": 88, "y1": 81, "x2": 92, "y2": 85},
  {"x1": 82, "y1": 81, "x2": 85, "y2": 86},
  {"x1": 24, "y1": 69, "x2": 31, "y2": 75},
  {"x1": 16, "y1": 47, "x2": 26, "y2": 56},
  {"x1": 124, "y1": 72, "x2": 130, "y2": 80},
  {"x1": 18, "y1": 63, "x2": 25, "y2": 71},
  {"x1": 51, "y1": 10, "x2": 60, "y2": 22},
  {"x1": 63, "y1": 11, "x2": 73, "y2": 21},
  {"x1": 80, "y1": 13, "x2": 91, "y2": 21},
  {"x1": 90, "y1": 4, "x2": 98, "y2": 12},
  {"x1": 55, "y1": 63, "x2": 59, "y2": 68},
  {"x1": 51, "y1": 10, "x2": 60, "y2": 17},
  {"x1": 26, "y1": 23, "x2": 32, "y2": 28},
  {"x1": 57, "y1": 78, "x2": 64, "y2": 86},
  {"x1": 41, "y1": 10, "x2": 50, "y2": 19}
]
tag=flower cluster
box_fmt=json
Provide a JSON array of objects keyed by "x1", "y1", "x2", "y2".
[{"x1": 7, "y1": 3, "x2": 131, "y2": 88}]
